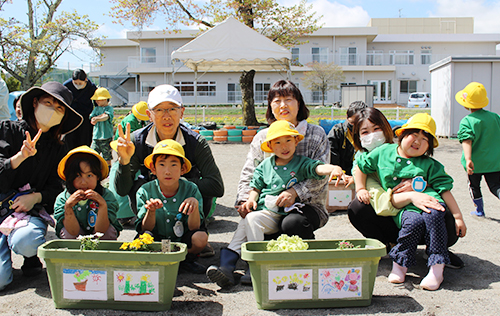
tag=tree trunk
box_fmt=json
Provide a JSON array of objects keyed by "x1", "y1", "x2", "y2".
[{"x1": 240, "y1": 70, "x2": 260, "y2": 126}]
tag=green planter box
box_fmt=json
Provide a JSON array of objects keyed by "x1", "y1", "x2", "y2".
[
  {"x1": 241, "y1": 238, "x2": 386, "y2": 310},
  {"x1": 38, "y1": 240, "x2": 187, "y2": 311}
]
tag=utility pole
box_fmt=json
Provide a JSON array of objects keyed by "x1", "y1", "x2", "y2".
[{"x1": 399, "y1": 9, "x2": 403, "y2": 18}]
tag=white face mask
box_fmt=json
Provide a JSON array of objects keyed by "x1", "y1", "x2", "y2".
[
  {"x1": 73, "y1": 81, "x2": 86, "y2": 90},
  {"x1": 35, "y1": 103, "x2": 64, "y2": 129},
  {"x1": 360, "y1": 130, "x2": 386, "y2": 152}
]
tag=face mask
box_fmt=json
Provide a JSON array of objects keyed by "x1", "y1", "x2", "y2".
[
  {"x1": 360, "y1": 131, "x2": 386, "y2": 152},
  {"x1": 35, "y1": 103, "x2": 64, "y2": 128},
  {"x1": 73, "y1": 81, "x2": 86, "y2": 90}
]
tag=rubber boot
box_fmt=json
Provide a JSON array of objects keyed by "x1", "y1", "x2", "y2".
[
  {"x1": 240, "y1": 266, "x2": 252, "y2": 285},
  {"x1": 471, "y1": 197, "x2": 485, "y2": 217},
  {"x1": 206, "y1": 248, "x2": 239, "y2": 288}
]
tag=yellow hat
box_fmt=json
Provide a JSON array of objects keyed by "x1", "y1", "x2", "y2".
[
  {"x1": 395, "y1": 113, "x2": 439, "y2": 148},
  {"x1": 455, "y1": 82, "x2": 489, "y2": 109},
  {"x1": 132, "y1": 101, "x2": 149, "y2": 121},
  {"x1": 144, "y1": 139, "x2": 192, "y2": 172},
  {"x1": 57, "y1": 146, "x2": 109, "y2": 181},
  {"x1": 110, "y1": 140, "x2": 118, "y2": 152},
  {"x1": 91, "y1": 87, "x2": 112, "y2": 101},
  {"x1": 261, "y1": 120, "x2": 304, "y2": 153}
]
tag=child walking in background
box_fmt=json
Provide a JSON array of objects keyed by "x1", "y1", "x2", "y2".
[
  {"x1": 355, "y1": 113, "x2": 466, "y2": 291},
  {"x1": 54, "y1": 146, "x2": 122, "y2": 239},
  {"x1": 135, "y1": 139, "x2": 208, "y2": 274},
  {"x1": 207, "y1": 120, "x2": 347, "y2": 288},
  {"x1": 89, "y1": 87, "x2": 114, "y2": 167},
  {"x1": 456, "y1": 82, "x2": 500, "y2": 217},
  {"x1": 114, "y1": 101, "x2": 149, "y2": 140}
]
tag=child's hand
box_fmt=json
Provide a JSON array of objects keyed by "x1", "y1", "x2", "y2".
[
  {"x1": 145, "y1": 198, "x2": 163, "y2": 212},
  {"x1": 465, "y1": 159, "x2": 474, "y2": 175},
  {"x1": 327, "y1": 165, "x2": 344, "y2": 185},
  {"x1": 179, "y1": 197, "x2": 198, "y2": 216},
  {"x1": 455, "y1": 218, "x2": 467, "y2": 238},
  {"x1": 84, "y1": 189, "x2": 105, "y2": 206},
  {"x1": 66, "y1": 189, "x2": 87, "y2": 208},
  {"x1": 276, "y1": 189, "x2": 297, "y2": 208},
  {"x1": 342, "y1": 174, "x2": 354, "y2": 188},
  {"x1": 90, "y1": 117, "x2": 97, "y2": 125},
  {"x1": 240, "y1": 200, "x2": 257, "y2": 218},
  {"x1": 356, "y1": 189, "x2": 370, "y2": 204}
]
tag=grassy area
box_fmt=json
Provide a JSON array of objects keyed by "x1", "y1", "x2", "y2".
[{"x1": 113, "y1": 106, "x2": 430, "y2": 127}]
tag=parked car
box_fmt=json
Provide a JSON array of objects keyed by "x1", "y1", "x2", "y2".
[{"x1": 407, "y1": 92, "x2": 431, "y2": 108}]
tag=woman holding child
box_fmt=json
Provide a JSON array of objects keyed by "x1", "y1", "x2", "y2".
[
  {"x1": 0, "y1": 82, "x2": 83, "y2": 291},
  {"x1": 347, "y1": 107, "x2": 465, "y2": 269},
  {"x1": 207, "y1": 80, "x2": 331, "y2": 288}
]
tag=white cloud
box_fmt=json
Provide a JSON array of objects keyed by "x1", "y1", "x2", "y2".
[
  {"x1": 310, "y1": 0, "x2": 371, "y2": 27},
  {"x1": 277, "y1": 0, "x2": 370, "y2": 27},
  {"x1": 433, "y1": 0, "x2": 500, "y2": 33}
]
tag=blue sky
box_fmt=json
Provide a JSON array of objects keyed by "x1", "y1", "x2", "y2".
[{"x1": 2, "y1": 0, "x2": 500, "y2": 69}]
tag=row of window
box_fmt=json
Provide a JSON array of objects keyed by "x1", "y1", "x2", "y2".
[
  {"x1": 141, "y1": 46, "x2": 432, "y2": 67},
  {"x1": 140, "y1": 80, "x2": 420, "y2": 104}
]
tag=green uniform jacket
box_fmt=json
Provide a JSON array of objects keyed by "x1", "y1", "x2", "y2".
[
  {"x1": 251, "y1": 155, "x2": 325, "y2": 215},
  {"x1": 54, "y1": 188, "x2": 122, "y2": 237},
  {"x1": 357, "y1": 143, "x2": 453, "y2": 227},
  {"x1": 458, "y1": 109, "x2": 500, "y2": 173},
  {"x1": 114, "y1": 113, "x2": 146, "y2": 140},
  {"x1": 89, "y1": 105, "x2": 114, "y2": 140},
  {"x1": 135, "y1": 178, "x2": 203, "y2": 241}
]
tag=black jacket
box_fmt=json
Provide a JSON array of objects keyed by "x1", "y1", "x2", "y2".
[{"x1": 327, "y1": 121, "x2": 355, "y2": 176}]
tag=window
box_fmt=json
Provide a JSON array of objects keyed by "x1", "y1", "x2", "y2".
[
  {"x1": 174, "y1": 81, "x2": 216, "y2": 97},
  {"x1": 389, "y1": 50, "x2": 414, "y2": 65},
  {"x1": 421, "y1": 49, "x2": 432, "y2": 65},
  {"x1": 312, "y1": 90, "x2": 323, "y2": 103},
  {"x1": 291, "y1": 47, "x2": 300, "y2": 66},
  {"x1": 227, "y1": 83, "x2": 241, "y2": 103},
  {"x1": 141, "y1": 81, "x2": 156, "y2": 97},
  {"x1": 141, "y1": 47, "x2": 156, "y2": 63},
  {"x1": 400, "y1": 80, "x2": 417, "y2": 93},
  {"x1": 312, "y1": 47, "x2": 328, "y2": 63},
  {"x1": 367, "y1": 50, "x2": 383, "y2": 66},
  {"x1": 340, "y1": 47, "x2": 357, "y2": 65},
  {"x1": 255, "y1": 83, "x2": 271, "y2": 103}
]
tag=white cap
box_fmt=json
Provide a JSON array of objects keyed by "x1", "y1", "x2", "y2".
[{"x1": 147, "y1": 84, "x2": 183, "y2": 109}]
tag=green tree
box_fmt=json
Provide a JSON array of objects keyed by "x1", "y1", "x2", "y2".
[
  {"x1": 110, "y1": 0, "x2": 321, "y2": 125},
  {"x1": 0, "y1": 0, "x2": 104, "y2": 90},
  {"x1": 1, "y1": 73, "x2": 21, "y2": 92},
  {"x1": 302, "y1": 62, "x2": 345, "y2": 106}
]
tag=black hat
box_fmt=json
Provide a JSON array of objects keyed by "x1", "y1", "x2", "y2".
[{"x1": 20, "y1": 81, "x2": 83, "y2": 135}]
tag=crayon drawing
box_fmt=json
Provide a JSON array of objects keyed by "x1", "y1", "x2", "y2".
[
  {"x1": 114, "y1": 271, "x2": 159, "y2": 302},
  {"x1": 268, "y1": 269, "x2": 312, "y2": 300},
  {"x1": 62, "y1": 268, "x2": 107, "y2": 300},
  {"x1": 318, "y1": 267, "x2": 362, "y2": 299}
]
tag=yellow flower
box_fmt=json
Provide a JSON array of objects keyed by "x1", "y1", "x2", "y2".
[
  {"x1": 119, "y1": 242, "x2": 130, "y2": 250},
  {"x1": 130, "y1": 239, "x2": 143, "y2": 250},
  {"x1": 140, "y1": 233, "x2": 154, "y2": 244}
]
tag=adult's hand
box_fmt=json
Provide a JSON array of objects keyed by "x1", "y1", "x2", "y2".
[
  {"x1": 116, "y1": 123, "x2": 135, "y2": 165},
  {"x1": 11, "y1": 192, "x2": 41, "y2": 213},
  {"x1": 392, "y1": 178, "x2": 413, "y2": 194},
  {"x1": 408, "y1": 192, "x2": 445, "y2": 213},
  {"x1": 11, "y1": 129, "x2": 42, "y2": 170},
  {"x1": 276, "y1": 188, "x2": 298, "y2": 208}
]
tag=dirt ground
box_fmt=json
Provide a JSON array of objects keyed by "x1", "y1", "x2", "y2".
[{"x1": 1, "y1": 138, "x2": 500, "y2": 316}]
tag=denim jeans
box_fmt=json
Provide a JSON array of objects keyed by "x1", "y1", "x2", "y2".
[{"x1": 0, "y1": 216, "x2": 47, "y2": 290}]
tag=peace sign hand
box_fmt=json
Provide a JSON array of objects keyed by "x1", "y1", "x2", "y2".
[
  {"x1": 116, "y1": 123, "x2": 135, "y2": 165},
  {"x1": 20, "y1": 129, "x2": 42, "y2": 159}
]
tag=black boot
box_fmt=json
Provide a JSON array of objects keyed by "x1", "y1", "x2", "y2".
[
  {"x1": 21, "y1": 256, "x2": 43, "y2": 277},
  {"x1": 206, "y1": 248, "x2": 239, "y2": 288},
  {"x1": 179, "y1": 253, "x2": 206, "y2": 274}
]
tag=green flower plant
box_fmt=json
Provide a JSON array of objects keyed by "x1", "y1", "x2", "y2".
[{"x1": 77, "y1": 232, "x2": 104, "y2": 251}]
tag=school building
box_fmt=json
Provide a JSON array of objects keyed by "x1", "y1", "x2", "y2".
[{"x1": 89, "y1": 17, "x2": 500, "y2": 107}]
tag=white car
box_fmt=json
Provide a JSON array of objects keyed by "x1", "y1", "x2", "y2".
[{"x1": 407, "y1": 92, "x2": 431, "y2": 108}]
